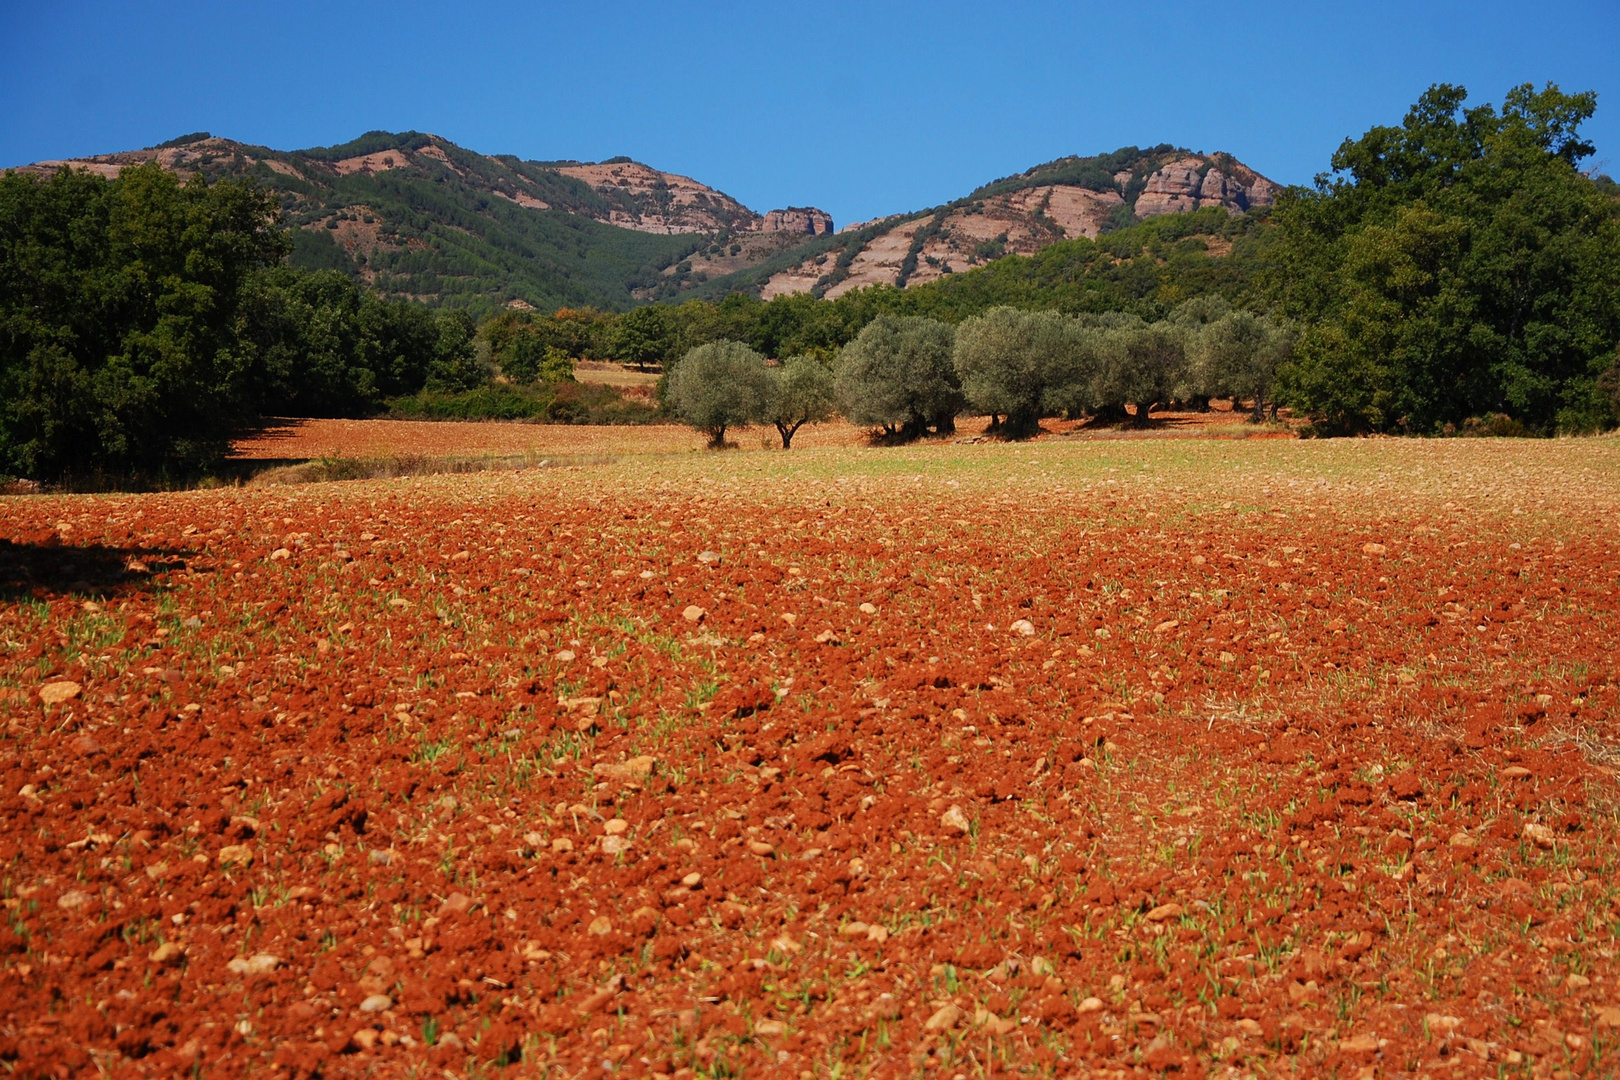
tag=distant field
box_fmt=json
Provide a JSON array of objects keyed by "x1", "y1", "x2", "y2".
[
  {"x1": 4, "y1": 435, "x2": 1620, "y2": 1075},
  {"x1": 231, "y1": 407, "x2": 1286, "y2": 465},
  {"x1": 572, "y1": 362, "x2": 664, "y2": 389}
]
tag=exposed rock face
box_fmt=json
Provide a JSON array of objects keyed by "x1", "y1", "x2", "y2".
[
  {"x1": 763, "y1": 150, "x2": 1276, "y2": 299},
  {"x1": 759, "y1": 207, "x2": 834, "y2": 235},
  {"x1": 1133, "y1": 156, "x2": 1275, "y2": 217},
  {"x1": 552, "y1": 160, "x2": 760, "y2": 234}
]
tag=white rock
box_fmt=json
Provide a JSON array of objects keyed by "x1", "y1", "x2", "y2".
[
  {"x1": 940, "y1": 805, "x2": 972, "y2": 835},
  {"x1": 227, "y1": 953, "x2": 281, "y2": 975}
]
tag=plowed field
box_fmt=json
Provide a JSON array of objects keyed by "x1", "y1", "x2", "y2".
[{"x1": 4, "y1": 435, "x2": 1620, "y2": 1078}]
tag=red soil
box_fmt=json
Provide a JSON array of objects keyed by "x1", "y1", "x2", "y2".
[{"x1": 1, "y1": 443, "x2": 1617, "y2": 1077}]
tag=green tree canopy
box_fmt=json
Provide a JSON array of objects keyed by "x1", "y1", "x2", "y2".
[
  {"x1": 835, "y1": 316, "x2": 961, "y2": 440},
  {"x1": 766, "y1": 355, "x2": 836, "y2": 449},
  {"x1": 953, "y1": 307, "x2": 1087, "y2": 437},
  {"x1": 0, "y1": 163, "x2": 287, "y2": 481},
  {"x1": 664, "y1": 340, "x2": 772, "y2": 448},
  {"x1": 1273, "y1": 82, "x2": 1620, "y2": 433},
  {"x1": 607, "y1": 304, "x2": 675, "y2": 370},
  {"x1": 1190, "y1": 309, "x2": 1293, "y2": 420}
]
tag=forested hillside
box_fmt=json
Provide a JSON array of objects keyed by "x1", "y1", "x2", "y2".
[{"x1": 11, "y1": 132, "x2": 816, "y2": 313}]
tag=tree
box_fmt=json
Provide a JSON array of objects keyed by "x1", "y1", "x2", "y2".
[
  {"x1": 664, "y1": 340, "x2": 772, "y2": 448},
  {"x1": 767, "y1": 355, "x2": 836, "y2": 449},
  {"x1": 1191, "y1": 310, "x2": 1293, "y2": 420},
  {"x1": 608, "y1": 304, "x2": 674, "y2": 370},
  {"x1": 835, "y1": 316, "x2": 961, "y2": 440},
  {"x1": 953, "y1": 307, "x2": 1086, "y2": 437},
  {"x1": 1272, "y1": 83, "x2": 1620, "y2": 433},
  {"x1": 1091, "y1": 316, "x2": 1186, "y2": 426},
  {"x1": 0, "y1": 163, "x2": 287, "y2": 482}
]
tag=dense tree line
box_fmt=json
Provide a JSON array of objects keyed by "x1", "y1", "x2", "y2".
[
  {"x1": 0, "y1": 164, "x2": 486, "y2": 482},
  {"x1": 522, "y1": 83, "x2": 1620, "y2": 438},
  {"x1": 660, "y1": 301, "x2": 1294, "y2": 446},
  {"x1": 1271, "y1": 84, "x2": 1620, "y2": 434}
]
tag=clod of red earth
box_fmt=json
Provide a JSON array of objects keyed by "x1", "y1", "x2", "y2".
[{"x1": 4, "y1": 435, "x2": 1620, "y2": 1075}]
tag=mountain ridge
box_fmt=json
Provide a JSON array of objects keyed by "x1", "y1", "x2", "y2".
[{"x1": 10, "y1": 132, "x2": 1276, "y2": 311}]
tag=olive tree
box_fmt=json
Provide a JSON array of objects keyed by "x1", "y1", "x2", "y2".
[
  {"x1": 1092, "y1": 316, "x2": 1187, "y2": 427},
  {"x1": 1193, "y1": 311, "x2": 1294, "y2": 420},
  {"x1": 954, "y1": 307, "x2": 1093, "y2": 438},
  {"x1": 835, "y1": 316, "x2": 961, "y2": 440},
  {"x1": 766, "y1": 355, "x2": 836, "y2": 449},
  {"x1": 663, "y1": 340, "x2": 772, "y2": 448}
]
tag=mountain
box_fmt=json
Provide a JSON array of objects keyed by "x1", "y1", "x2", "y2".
[
  {"x1": 11, "y1": 131, "x2": 834, "y2": 313},
  {"x1": 10, "y1": 134, "x2": 1276, "y2": 311},
  {"x1": 685, "y1": 145, "x2": 1276, "y2": 302}
]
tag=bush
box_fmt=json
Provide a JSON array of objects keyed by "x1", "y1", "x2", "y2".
[
  {"x1": 835, "y1": 316, "x2": 961, "y2": 440},
  {"x1": 663, "y1": 340, "x2": 773, "y2": 447},
  {"x1": 386, "y1": 382, "x2": 656, "y2": 424}
]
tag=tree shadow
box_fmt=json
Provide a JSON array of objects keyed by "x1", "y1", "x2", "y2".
[{"x1": 0, "y1": 538, "x2": 188, "y2": 603}]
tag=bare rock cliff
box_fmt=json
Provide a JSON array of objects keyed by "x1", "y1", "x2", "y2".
[{"x1": 759, "y1": 207, "x2": 834, "y2": 235}]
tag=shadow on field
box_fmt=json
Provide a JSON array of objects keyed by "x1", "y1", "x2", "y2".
[{"x1": 0, "y1": 537, "x2": 185, "y2": 602}]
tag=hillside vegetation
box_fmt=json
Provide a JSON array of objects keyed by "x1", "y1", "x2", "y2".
[{"x1": 12, "y1": 132, "x2": 790, "y2": 313}]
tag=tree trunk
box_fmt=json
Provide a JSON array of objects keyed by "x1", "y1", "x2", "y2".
[
  {"x1": 776, "y1": 420, "x2": 804, "y2": 449},
  {"x1": 707, "y1": 425, "x2": 728, "y2": 449},
  {"x1": 1131, "y1": 401, "x2": 1156, "y2": 428}
]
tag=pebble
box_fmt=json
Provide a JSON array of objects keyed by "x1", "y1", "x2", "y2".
[
  {"x1": 38, "y1": 681, "x2": 81, "y2": 706},
  {"x1": 593, "y1": 756, "x2": 656, "y2": 783},
  {"x1": 1144, "y1": 903, "x2": 1183, "y2": 922},
  {"x1": 227, "y1": 953, "x2": 281, "y2": 975},
  {"x1": 149, "y1": 942, "x2": 185, "y2": 965},
  {"x1": 939, "y1": 805, "x2": 972, "y2": 835},
  {"x1": 587, "y1": 915, "x2": 613, "y2": 935},
  {"x1": 1010, "y1": 619, "x2": 1035, "y2": 636},
  {"x1": 924, "y1": 1003, "x2": 963, "y2": 1032},
  {"x1": 1523, "y1": 822, "x2": 1557, "y2": 849},
  {"x1": 600, "y1": 835, "x2": 630, "y2": 855},
  {"x1": 747, "y1": 840, "x2": 775, "y2": 857},
  {"x1": 218, "y1": 844, "x2": 253, "y2": 866},
  {"x1": 682, "y1": 605, "x2": 706, "y2": 623},
  {"x1": 697, "y1": 551, "x2": 720, "y2": 565},
  {"x1": 359, "y1": 994, "x2": 393, "y2": 1013},
  {"x1": 859, "y1": 602, "x2": 878, "y2": 615}
]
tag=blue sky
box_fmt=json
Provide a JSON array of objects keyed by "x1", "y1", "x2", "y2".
[{"x1": 3, "y1": 1, "x2": 1617, "y2": 226}]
